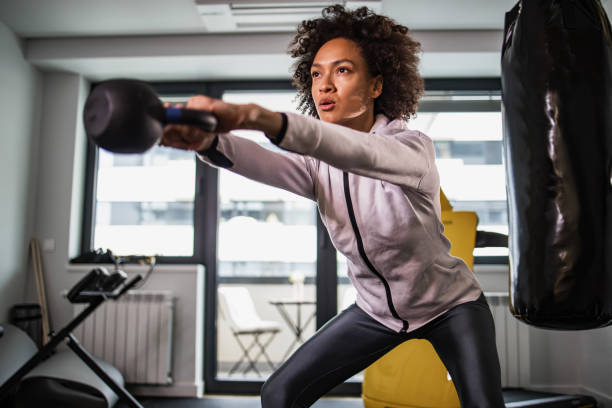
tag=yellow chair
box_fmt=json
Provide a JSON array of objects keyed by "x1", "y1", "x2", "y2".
[{"x1": 362, "y1": 189, "x2": 478, "y2": 408}]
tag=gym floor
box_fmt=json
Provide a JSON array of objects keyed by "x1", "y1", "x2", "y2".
[{"x1": 115, "y1": 396, "x2": 364, "y2": 407}]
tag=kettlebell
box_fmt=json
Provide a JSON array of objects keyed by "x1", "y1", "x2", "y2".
[{"x1": 83, "y1": 79, "x2": 217, "y2": 154}]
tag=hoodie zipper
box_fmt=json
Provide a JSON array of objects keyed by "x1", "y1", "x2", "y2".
[{"x1": 342, "y1": 172, "x2": 409, "y2": 333}]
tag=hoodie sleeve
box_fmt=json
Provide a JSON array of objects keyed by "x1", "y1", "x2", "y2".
[
  {"x1": 197, "y1": 132, "x2": 317, "y2": 201},
  {"x1": 275, "y1": 112, "x2": 435, "y2": 194}
]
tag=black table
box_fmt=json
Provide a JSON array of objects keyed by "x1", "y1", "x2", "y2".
[{"x1": 269, "y1": 299, "x2": 316, "y2": 362}]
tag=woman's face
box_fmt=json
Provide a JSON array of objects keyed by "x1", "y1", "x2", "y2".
[{"x1": 310, "y1": 37, "x2": 382, "y2": 132}]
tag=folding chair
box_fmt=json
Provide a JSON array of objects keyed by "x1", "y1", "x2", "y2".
[{"x1": 218, "y1": 287, "x2": 281, "y2": 376}]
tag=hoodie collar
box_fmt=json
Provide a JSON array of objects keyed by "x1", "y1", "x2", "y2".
[{"x1": 370, "y1": 114, "x2": 407, "y2": 134}]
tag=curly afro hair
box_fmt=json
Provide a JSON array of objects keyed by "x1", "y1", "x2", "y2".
[{"x1": 287, "y1": 5, "x2": 424, "y2": 121}]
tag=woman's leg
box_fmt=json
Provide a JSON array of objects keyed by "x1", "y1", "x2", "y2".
[
  {"x1": 260, "y1": 304, "x2": 402, "y2": 408},
  {"x1": 422, "y1": 293, "x2": 505, "y2": 408}
]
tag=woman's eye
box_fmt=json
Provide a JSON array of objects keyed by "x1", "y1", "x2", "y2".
[
  {"x1": 311, "y1": 71, "x2": 319, "y2": 78},
  {"x1": 337, "y1": 67, "x2": 349, "y2": 74}
]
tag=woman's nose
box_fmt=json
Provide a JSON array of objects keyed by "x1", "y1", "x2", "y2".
[{"x1": 318, "y1": 73, "x2": 334, "y2": 93}]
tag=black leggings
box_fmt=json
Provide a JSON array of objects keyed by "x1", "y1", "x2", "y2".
[{"x1": 260, "y1": 292, "x2": 505, "y2": 408}]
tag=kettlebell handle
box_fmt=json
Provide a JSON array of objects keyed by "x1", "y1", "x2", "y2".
[{"x1": 164, "y1": 106, "x2": 217, "y2": 131}]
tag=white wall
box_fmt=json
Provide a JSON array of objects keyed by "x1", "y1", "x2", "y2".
[
  {"x1": 527, "y1": 327, "x2": 612, "y2": 406},
  {"x1": 0, "y1": 21, "x2": 41, "y2": 322},
  {"x1": 31, "y1": 70, "x2": 89, "y2": 328},
  {"x1": 580, "y1": 327, "x2": 612, "y2": 401}
]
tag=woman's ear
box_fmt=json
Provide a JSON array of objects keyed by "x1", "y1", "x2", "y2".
[{"x1": 371, "y1": 75, "x2": 383, "y2": 99}]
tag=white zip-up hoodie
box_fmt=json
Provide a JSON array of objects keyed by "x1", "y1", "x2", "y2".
[{"x1": 199, "y1": 111, "x2": 483, "y2": 333}]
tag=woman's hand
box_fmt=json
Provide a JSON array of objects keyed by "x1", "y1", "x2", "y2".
[
  {"x1": 161, "y1": 95, "x2": 244, "y2": 151},
  {"x1": 161, "y1": 94, "x2": 284, "y2": 151},
  {"x1": 161, "y1": 102, "x2": 214, "y2": 151}
]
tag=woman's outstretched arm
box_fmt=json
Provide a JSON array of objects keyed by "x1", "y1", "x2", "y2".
[
  {"x1": 161, "y1": 97, "x2": 317, "y2": 201},
  {"x1": 275, "y1": 112, "x2": 434, "y2": 194},
  {"x1": 162, "y1": 95, "x2": 434, "y2": 197},
  {"x1": 197, "y1": 132, "x2": 318, "y2": 201}
]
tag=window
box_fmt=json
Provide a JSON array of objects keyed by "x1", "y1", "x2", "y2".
[
  {"x1": 92, "y1": 147, "x2": 196, "y2": 256},
  {"x1": 411, "y1": 92, "x2": 507, "y2": 258}
]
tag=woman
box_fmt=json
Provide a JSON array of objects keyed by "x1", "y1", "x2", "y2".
[{"x1": 163, "y1": 5, "x2": 505, "y2": 408}]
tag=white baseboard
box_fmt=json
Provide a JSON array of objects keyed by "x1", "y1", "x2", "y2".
[
  {"x1": 582, "y1": 385, "x2": 612, "y2": 408},
  {"x1": 128, "y1": 382, "x2": 203, "y2": 398}
]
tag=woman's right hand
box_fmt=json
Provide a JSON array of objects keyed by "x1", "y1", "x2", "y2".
[{"x1": 161, "y1": 102, "x2": 217, "y2": 152}]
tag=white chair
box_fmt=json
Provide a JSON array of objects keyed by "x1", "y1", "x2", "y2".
[{"x1": 218, "y1": 286, "x2": 281, "y2": 376}]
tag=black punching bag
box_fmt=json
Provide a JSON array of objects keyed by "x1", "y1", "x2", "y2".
[{"x1": 501, "y1": 0, "x2": 612, "y2": 329}]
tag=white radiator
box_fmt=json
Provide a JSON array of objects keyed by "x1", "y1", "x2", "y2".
[
  {"x1": 74, "y1": 291, "x2": 175, "y2": 385},
  {"x1": 486, "y1": 292, "x2": 530, "y2": 387}
]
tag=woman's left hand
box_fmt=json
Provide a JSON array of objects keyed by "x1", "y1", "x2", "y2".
[
  {"x1": 161, "y1": 95, "x2": 249, "y2": 151},
  {"x1": 184, "y1": 95, "x2": 247, "y2": 133},
  {"x1": 162, "y1": 94, "x2": 283, "y2": 151},
  {"x1": 184, "y1": 95, "x2": 284, "y2": 141}
]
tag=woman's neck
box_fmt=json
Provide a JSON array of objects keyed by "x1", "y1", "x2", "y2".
[{"x1": 336, "y1": 109, "x2": 376, "y2": 132}]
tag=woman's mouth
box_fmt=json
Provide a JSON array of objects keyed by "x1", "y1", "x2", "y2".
[{"x1": 319, "y1": 99, "x2": 335, "y2": 111}]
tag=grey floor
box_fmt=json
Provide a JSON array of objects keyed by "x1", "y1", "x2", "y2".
[{"x1": 116, "y1": 396, "x2": 364, "y2": 407}]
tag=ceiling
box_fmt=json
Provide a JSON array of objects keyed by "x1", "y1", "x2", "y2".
[
  {"x1": 1, "y1": 0, "x2": 611, "y2": 80},
  {"x1": 0, "y1": 0, "x2": 525, "y2": 37}
]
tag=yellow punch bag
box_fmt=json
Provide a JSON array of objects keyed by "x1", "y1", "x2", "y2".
[{"x1": 361, "y1": 189, "x2": 478, "y2": 408}]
